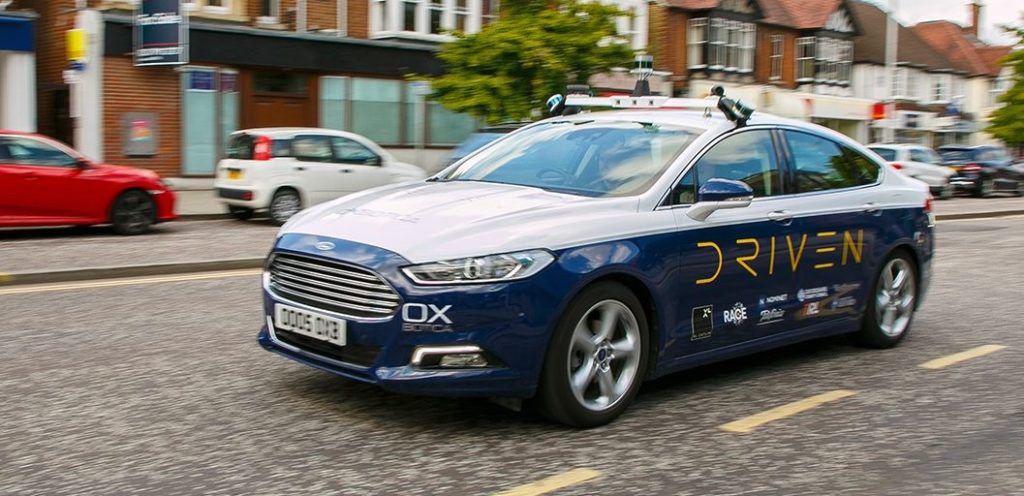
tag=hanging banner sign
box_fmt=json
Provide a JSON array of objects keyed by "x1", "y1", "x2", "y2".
[{"x1": 134, "y1": 0, "x2": 188, "y2": 66}]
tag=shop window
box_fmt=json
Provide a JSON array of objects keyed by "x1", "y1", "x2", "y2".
[
  {"x1": 182, "y1": 68, "x2": 239, "y2": 175},
  {"x1": 320, "y1": 76, "x2": 348, "y2": 132},
  {"x1": 352, "y1": 78, "x2": 403, "y2": 145},
  {"x1": 253, "y1": 72, "x2": 308, "y2": 94},
  {"x1": 428, "y1": 103, "x2": 477, "y2": 145}
]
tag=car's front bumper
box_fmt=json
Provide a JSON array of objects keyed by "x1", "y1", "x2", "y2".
[
  {"x1": 256, "y1": 234, "x2": 579, "y2": 399},
  {"x1": 154, "y1": 189, "x2": 177, "y2": 222}
]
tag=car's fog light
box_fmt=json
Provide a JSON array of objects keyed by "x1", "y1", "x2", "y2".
[{"x1": 439, "y1": 353, "x2": 489, "y2": 368}]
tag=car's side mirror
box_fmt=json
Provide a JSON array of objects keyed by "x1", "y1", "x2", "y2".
[
  {"x1": 75, "y1": 158, "x2": 91, "y2": 169},
  {"x1": 366, "y1": 156, "x2": 382, "y2": 166},
  {"x1": 685, "y1": 178, "x2": 754, "y2": 221}
]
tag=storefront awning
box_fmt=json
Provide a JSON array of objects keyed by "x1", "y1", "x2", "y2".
[{"x1": 0, "y1": 13, "x2": 36, "y2": 52}]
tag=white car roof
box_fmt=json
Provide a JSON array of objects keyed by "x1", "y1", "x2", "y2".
[{"x1": 234, "y1": 127, "x2": 360, "y2": 138}]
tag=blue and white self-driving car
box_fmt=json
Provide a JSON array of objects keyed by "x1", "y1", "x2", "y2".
[{"x1": 258, "y1": 88, "x2": 934, "y2": 427}]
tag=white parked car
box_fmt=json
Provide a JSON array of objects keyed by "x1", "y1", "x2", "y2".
[
  {"x1": 214, "y1": 128, "x2": 427, "y2": 224},
  {"x1": 867, "y1": 144, "x2": 954, "y2": 199}
]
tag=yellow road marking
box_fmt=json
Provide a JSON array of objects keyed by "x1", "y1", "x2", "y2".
[
  {"x1": 492, "y1": 468, "x2": 601, "y2": 496},
  {"x1": 719, "y1": 389, "x2": 856, "y2": 434},
  {"x1": 0, "y1": 269, "x2": 262, "y2": 295},
  {"x1": 0, "y1": 272, "x2": 11, "y2": 283},
  {"x1": 920, "y1": 345, "x2": 1007, "y2": 370}
]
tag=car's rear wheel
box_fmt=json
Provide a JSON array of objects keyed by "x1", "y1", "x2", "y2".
[
  {"x1": 534, "y1": 282, "x2": 648, "y2": 427},
  {"x1": 975, "y1": 178, "x2": 995, "y2": 198},
  {"x1": 111, "y1": 190, "x2": 155, "y2": 235},
  {"x1": 1014, "y1": 180, "x2": 1024, "y2": 197},
  {"x1": 854, "y1": 252, "x2": 917, "y2": 349},
  {"x1": 269, "y1": 188, "x2": 302, "y2": 225},
  {"x1": 228, "y1": 205, "x2": 254, "y2": 221}
]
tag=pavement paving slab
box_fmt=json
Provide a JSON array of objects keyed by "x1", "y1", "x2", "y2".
[{"x1": 0, "y1": 220, "x2": 279, "y2": 274}]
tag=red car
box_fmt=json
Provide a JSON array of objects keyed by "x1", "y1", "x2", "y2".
[{"x1": 0, "y1": 131, "x2": 175, "y2": 234}]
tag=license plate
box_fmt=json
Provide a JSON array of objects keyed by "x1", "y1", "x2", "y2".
[
  {"x1": 274, "y1": 303, "x2": 346, "y2": 346},
  {"x1": 227, "y1": 169, "x2": 242, "y2": 180}
]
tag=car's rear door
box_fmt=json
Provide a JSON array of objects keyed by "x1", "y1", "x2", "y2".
[
  {"x1": 289, "y1": 134, "x2": 341, "y2": 204},
  {"x1": 664, "y1": 129, "x2": 804, "y2": 359},
  {"x1": 776, "y1": 129, "x2": 883, "y2": 331}
]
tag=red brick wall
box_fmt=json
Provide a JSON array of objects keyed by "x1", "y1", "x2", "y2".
[
  {"x1": 14, "y1": 0, "x2": 75, "y2": 140},
  {"x1": 307, "y1": 0, "x2": 339, "y2": 32},
  {"x1": 348, "y1": 0, "x2": 368, "y2": 38},
  {"x1": 649, "y1": 8, "x2": 688, "y2": 94},
  {"x1": 102, "y1": 56, "x2": 181, "y2": 177}
]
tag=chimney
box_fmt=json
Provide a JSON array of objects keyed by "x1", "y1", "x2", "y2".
[{"x1": 969, "y1": 1, "x2": 982, "y2": 38}]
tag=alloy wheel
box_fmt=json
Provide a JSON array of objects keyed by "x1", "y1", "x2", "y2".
[
  {"x1": 566, "y1": 300, "x2": 642, "y2": 412},
  {"x1": 875, "y1": 258, "x2": 916, "y2": 337}
]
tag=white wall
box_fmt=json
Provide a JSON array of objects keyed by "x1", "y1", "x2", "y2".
[{"x1": 0, "y1": 50, "x2": 36, "y2": 132}]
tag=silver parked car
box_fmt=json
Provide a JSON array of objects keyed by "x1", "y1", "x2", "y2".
[{"x1": 868, "y1": 144, "x2": 955, "y2": 199}]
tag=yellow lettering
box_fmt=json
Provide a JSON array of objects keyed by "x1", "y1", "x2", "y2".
[
  {"x1": 814, "y1": 263, "x2": 835, "y2": 269},
  {"x1": 842, "y1": 229, "x2": 864, "y2": 265},
  {"x1": 695, "y1": 241, "x2": 724, "y2": 285},
  {"x1": 735, "y1": 238, "x2": 760, "y2": 277},
  {"x1": 769, "y1": 236, "x2": 776, "y2": 275},
  {"x1": 786, "y1": 234, "x2": 808, "y2": 272}
]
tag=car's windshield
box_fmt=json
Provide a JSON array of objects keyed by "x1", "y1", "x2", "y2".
[
  {"x1": 939, "y1": 149, "x2": 975, "y2": 163},
  {"x1": 438, "y1": 120, "x2": 700, "y2": 197},
  {"x1": 869, "y1": 147, "x2": 896, "y2": 161}
]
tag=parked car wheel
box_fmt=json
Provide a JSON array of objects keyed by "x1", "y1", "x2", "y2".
[
  {"x1": 228, "y1": 206, "x2": 254, "y2": 221},
  {"x1": 854, "y1": 251, "x2": 917, "y2": 349},
  {"x1": 975, "y1": 178, "x2": 995, "y2": 198},
  {"x1": 534, "y1": 282, "x2": 648, "y2": 428},
  {"x1": 1015, "y1": 180, "x2": 1024, "y2": 198},
  {"x1": 110, "y1": 190, "x2": 155, "y2": 235},
  {"x1": 269, "y1": 188, "x2": 302, "y2": 225},
  {"x1": 937, "y1": 182, "x2": 954, "y2": 200}
]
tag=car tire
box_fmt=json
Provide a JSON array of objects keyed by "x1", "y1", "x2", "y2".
[
  {"x1": 854, "y1": 251, "x2": 917, "y2": 349},
  {"x1": 228, "y1": 206, "x2": 254, "y2": 221},
  {"x1": 268, "y1": 188, "x2": 302, "y2": 226},
  {"x1": 1014, "y1": 181, "x2": 1024, "y2": 198},
  {"x1": 534, "y1": 281, "x2": 649, "y2": 428},
  {"x1": 110, "y1": 190, "x2": 155, "y2": 235},
  {"x1": 974, "y1": 178, "x2": 995, "y2": 198},
  {"x1": 938, "y1": 182, "x2": 954, "y2": 200}
]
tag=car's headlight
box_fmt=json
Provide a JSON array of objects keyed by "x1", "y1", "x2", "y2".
[{"x1": 402, "y1": 250, "x2": 554, "y2": 285}]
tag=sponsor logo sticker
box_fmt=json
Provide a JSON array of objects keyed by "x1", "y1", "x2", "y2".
[
  {"x1": 401, "y1": 303, "x2": 453, "y2": 332},
  {"x1": 691, "y1": 305, "x2": 714, "y2": 340},
  {"x1": 797, "y1": 286, "x2": 828, "y2": 302},
  {"x1": 723, "y1": 302, "x2": 748, "y2": 326},
  {"x1": 801, "y1": 302, "x2": 820, "y2": 317},
  {"x1": 758, "y1": 308, "x2": 785, "y2": 325}
]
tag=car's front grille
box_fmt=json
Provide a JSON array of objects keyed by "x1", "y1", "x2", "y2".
[
  {"x1": 267, "y1": 253, "x2": 400, "y2": 319},
  {"x1": 274, "y1": 329, "x2": 382, "y2": 368}
]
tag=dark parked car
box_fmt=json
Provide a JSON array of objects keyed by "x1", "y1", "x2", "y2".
[
  {"x1": 938, "y1": 145, "x2": 1024, "y2": 197},
  {"x1": 443, "y1": 122, "x2": 530, "y2": 168}
]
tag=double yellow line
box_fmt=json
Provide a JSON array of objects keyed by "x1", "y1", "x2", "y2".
[{"x1": 0, "y1": 269, "x2": 262, "y2": 295}]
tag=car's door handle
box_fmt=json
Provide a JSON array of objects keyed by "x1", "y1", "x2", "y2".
[
  {"x1": 863, "y1": 202, "x2": 882, "y2": 215},
  {"x1": 294, "y1": 167, "x2": 306, "y2": 171},
  {"x1": 767, "y1": 210, "x2": 793, "y2": 223},
  {"x1": 340, "y1": 169, "x2": 352, "y2": 173}
]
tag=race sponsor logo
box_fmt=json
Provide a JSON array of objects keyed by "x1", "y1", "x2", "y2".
[
  {"x1": 691, "y1": 305, "x2": 714, "y2": 340},
  {"x1": 723, "y1": 302, "x2": 748, "y2": 326},
  {"x1": 830, "y1": 296, "x2": 857, "y2": 309},
  {"x1": 758, "y1": 308, "x2": 785, "y2": 325},
  {"x1": 758, "y1": 293, "x2": 788, "y2": 309},
  {"x1": 801, "y1": 302, "x2": 820, "y2": 317},
  {"x1": 798, "y1": 286, "x2": 828, "y2": 302},
  {"x1": 402, "y1": 303, "x2": 453, "y2": 332},
  {"x1": 693, "y1": 230, "x2": 865, "y2": 285}
]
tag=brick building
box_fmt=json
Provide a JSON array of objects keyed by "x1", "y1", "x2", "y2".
[{"x1": 7, "y1": 0, "x2": 498, "y2": 177}]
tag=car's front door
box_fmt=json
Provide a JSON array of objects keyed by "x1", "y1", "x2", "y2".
[
  {"x1": 330, "y1": 136, "x2": 391, "y2": 193},
  {"x1": 289, "y1": 134, "x2": 339, "y2": 204},
  {"x1": 664, "y1": 129, "x2": 803, "y2": 359},
  {"x1": 0, "y1": 136, "x2": 90, "y2": 220},
  {"x1": 777, "y1": 130, "x2": 883, "y2": 331}
]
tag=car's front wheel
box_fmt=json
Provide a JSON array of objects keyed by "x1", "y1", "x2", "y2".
[
  {"x1": 111, "y1": 190, "x2": 155, "y2": 235},
  {"x1": 854, "y1": 251, "x2": 917, "y2": 348},
  {"x1": 975, "y1": 178, "x2": 995, "y2": 198},
  {"x1": 535, "y1": 282, "x2": 648, "y2": 427}
]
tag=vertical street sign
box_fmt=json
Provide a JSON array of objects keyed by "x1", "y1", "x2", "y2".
[{"x1": 134, "y1": 0, "x2": 188, "y2": 66}]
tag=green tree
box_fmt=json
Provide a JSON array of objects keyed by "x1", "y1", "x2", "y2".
[
  {"x1": 424, "y1": 0, "x2": 634, "y2": 124},
  {"x1": 985, "y1": 24, "x2": 1024, "y2": 149}
]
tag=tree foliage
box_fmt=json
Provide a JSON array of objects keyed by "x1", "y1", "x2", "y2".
[
  {"x1": 985, "y1": 24, "x2": 1024, "y2": 147},
  {"x1": 424, "y1": 0, "x2": 634, "y2": 124}
]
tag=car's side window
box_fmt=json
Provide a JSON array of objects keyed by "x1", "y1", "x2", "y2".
[
  {"x1": 1, "y1": 137, "x2": 77, "y2": 167},
  {"x1": 665, "y1": 130, "x2": 780, "y2": 206},
  {"x1": 331, "y1": 137, "x2": 380, "y2": 165},
  {"x1": 784, "y1": 131, "x2": 874, "y2": 192},
  {"x1": 910, "y1": 149, "x2": 930, "y2": 163},
  {"x1": 290, "y1": 135, "x2": 334, "y2": 163},
  {"x1": 842, "y1": 146, "x2": 881, "y2": 184}
]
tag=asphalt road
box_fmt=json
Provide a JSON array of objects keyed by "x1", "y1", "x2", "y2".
[{"x1": 2, "y1": 216, "x2": 1023, "y2": 495}]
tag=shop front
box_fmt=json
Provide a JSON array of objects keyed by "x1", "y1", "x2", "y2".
[{"x1": 0, "y1": 11, "x2": 36, "y2": 132}]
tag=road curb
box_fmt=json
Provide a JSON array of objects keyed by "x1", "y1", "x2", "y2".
[
  {"x1": 178, "y1": 213, "x2": 233, "y2": 221},
  {"x1": 935, "y1": 209, "x2": 1024, "y2": 221},
  {"x1": 0, "y1": 258, "x2": 265, "y2": 287}
]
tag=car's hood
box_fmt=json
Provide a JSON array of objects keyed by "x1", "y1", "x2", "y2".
[{"x1": 282, "y1": 180, "x2": 638, "y2": 263}]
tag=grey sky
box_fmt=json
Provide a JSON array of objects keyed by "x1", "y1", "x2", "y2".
[{"x1": 866, "y1": 0, "x2": 1021, "y2": 46}]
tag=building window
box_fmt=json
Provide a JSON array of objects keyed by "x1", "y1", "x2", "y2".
[
  {"x1": 906, "y1": 70, "x2": 918, "y2": 100},
  {"x1": 932, "y1": 74, "x2": 948, "y2": 102},
  {"x1": 687, "y1": 18, "x2": 707, "y2": 68},
  {"x1": 374, "y1": 0, "x2": 483, "y2": 38},
  {"x1": 796, "y1": 37, "x2": 814, "y2": 81},
  {"x1": 204, "y1": 0, "x2": 229, "y2": 13},
  {"x1": 612, "y1": 0, "x2": 647, "y2": 51},
  {"x1": 258, "y1": 0, "x2": 279, "y2": 21},
  {"x1": 808, "y1": 37, "x2": 850, "y2": 85},
  {"x1": 990, "y1": 72, "x2": 1009, "y2": 106},
  {"x1": 769, "y1": 34, "x2": 783, "y2": 80},
  {"x1": 482, "y1": 0, "x2": 499, "y2": 25},
  {"x1": 893, "y1": 67, "x2": 907, "y2": 98},
  {"x1": 690, "y1": 18, "x2": 753, "y2": 71}
]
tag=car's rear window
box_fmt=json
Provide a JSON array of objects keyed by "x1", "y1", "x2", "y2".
[
  {"x1": 939, "y1": 149, "x2": 975, "y2": 163},
  {"x1": 226, "y1": 134, "x2": 293, "y2": 159},
  {"x1": 869, "y1": 147, "x2": 896, "y2": 161}
]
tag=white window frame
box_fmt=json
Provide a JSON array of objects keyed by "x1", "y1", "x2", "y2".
[
  {"x1": 372, "y1": 0, "x2": 483, "y2": 40},
  {"x1": 257, "y1": 0, "x2": 280, "y2": 24},
  {"x1": 739, "y1": 22, "x2": 755, "y2": 73},
  {"x1": 708, "y1": 18, "x2": 726, "y2": 69},
  {"x1": 687, "y1": 17, "x2": 708, "y2": 69},
  {"x1": 203, "y1": 0, "x2": 231, "y2": 14},
  {"x1": 931, "y1": 73, "x2": 950, "y2": 103},
  {"x1": 796, "y1": 36, "x2": 815, "y2": 82},
  {"x1": 482, "y1": 0, "x2": 499, "y2": 25},
  {"x1": 769, "y1": 34, "x2": 783, "y2": 80}
]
